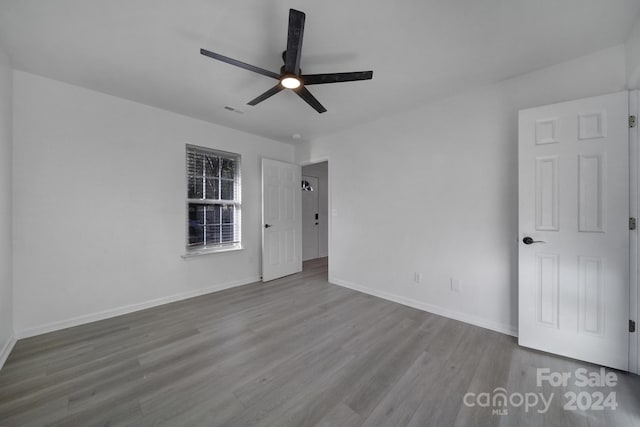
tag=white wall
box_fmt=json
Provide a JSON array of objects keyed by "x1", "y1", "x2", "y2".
[
  {"x1": 302, "y1": 162, "x2": 328, "y2": 258},
  {"x1": 12, "y1": 71, "x2": 294, "y2": 336},
  {"x1": 0, "y1": 42, "x2": 14, "y2": 366},
  {"x1": 626, "y1": 15, "x2": 640, "y2": 89},
  {"x1": 296, "y1": 45, "x2": 628, "y2": 335}
]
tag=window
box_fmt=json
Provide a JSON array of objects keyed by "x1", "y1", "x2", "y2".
[{"x1": 186, "y1": 145, "x2": 241, "y2": 253}]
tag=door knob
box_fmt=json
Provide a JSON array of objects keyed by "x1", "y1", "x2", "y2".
[
  {"x1": 264, "y1": 224, "x2": 272, "y2": 228},
  {"x1": 523, "y1": 236, "x2": 545, "y2": 245}
]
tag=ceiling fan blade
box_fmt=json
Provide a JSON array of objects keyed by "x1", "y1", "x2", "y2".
[
  {"x1": 284, "y1": 9, "x2": 305, "y2": 74},
  {"x1": 295, "y1": 87, "x2": 327, "y2": 113},
  {"x1": 200, "y1": 49, "x2": 280, "y2": 80},
  {"x1": 302, "y1": 71, "x2": 373, "y2": 85},
  {"x1": 247, "y1": 84, "x2": 285, "y2": 106}
]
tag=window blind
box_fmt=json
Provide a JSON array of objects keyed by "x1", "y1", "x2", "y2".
[{"x1": 186, "y1": 145, "x2": 241, "y2": 251}]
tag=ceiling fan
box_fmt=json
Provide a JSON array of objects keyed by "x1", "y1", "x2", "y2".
[{"x1": 200, "y1": 8, "x2": 373, "y2": 114}]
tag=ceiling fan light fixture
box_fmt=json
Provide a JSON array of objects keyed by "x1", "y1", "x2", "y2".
[{"x1": 281, "y1": 76, "x2": 301, "y2": 89}]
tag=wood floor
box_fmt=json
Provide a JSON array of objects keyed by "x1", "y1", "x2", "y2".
[{"x1": 1, "y1": 257, "x2": 639, "y2": 426}]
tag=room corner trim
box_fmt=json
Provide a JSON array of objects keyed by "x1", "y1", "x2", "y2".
[
  {"x1": 15, "y1": 276, "x2": 261, "y2": 340},
  {"x1": 330, "y1": 276, "x2": 518, "y2": 337},
  {"x1": 0, "y1": 334, "x2": 17, "y2": 371}
]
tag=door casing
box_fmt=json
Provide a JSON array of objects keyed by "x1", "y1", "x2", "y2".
[{"x1": 629, "y1": 90, "x2": 639, "y2": 375}]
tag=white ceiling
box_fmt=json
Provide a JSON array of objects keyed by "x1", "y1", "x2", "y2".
[{"x1": 0, "y1": 0, "x2": 638, "y2": 144}]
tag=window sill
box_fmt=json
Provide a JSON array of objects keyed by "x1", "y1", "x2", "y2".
[{"x1": 182, "y1": 246, "x2": 244, "y2": 259}]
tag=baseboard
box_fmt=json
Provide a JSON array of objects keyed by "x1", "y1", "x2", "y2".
[
  {"x1": 16, "y1": 276, "x2": 261, "y2": 339},
  {"x1": 330, "y1": 276, "x2": 518, "y2": 337},
  {"x1": 0, "y1": 334, "x2": 16, "y2": 370}
]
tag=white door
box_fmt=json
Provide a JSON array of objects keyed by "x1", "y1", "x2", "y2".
[
  {"x1": 518, "y1": 91, "x2": 629, "y2": 370},
  {"x1": 262, "y1": 159, "x2": 302, "y2": 282},
  {"x1": 302, "y1": 175, "x2": 319, "y2": 261}
]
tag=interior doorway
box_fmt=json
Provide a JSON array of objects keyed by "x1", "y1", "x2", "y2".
[{"x1": 301, "y1": 161, "x2": 328, "y2": 261}]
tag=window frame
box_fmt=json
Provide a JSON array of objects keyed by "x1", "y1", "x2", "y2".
[{"x1": 185, "y1": 144, "x2": 242, "y2": 256}]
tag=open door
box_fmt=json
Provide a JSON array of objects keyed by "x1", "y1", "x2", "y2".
[
  {"x1": 518, "y1": 91, "x2": 630, "y2": 370},
  {"x1": 262, "y1": 158, "x2": 302, "y2": 282}
]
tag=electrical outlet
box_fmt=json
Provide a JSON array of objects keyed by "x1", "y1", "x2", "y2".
[
  {"x1": 414, "y1": 272, "x2": 422, "y2": 284},
  {"x1": 451, "y1": 278, "x2": 462, "y2": 292}
]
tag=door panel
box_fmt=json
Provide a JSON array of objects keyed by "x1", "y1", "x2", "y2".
[
  {"x1": 262, "y1": 159, "x2": 302, "y2": 282},
  {"x1": 518, "y1": 91, "x2": 629, "y2": 370}
]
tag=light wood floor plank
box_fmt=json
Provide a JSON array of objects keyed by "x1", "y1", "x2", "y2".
[{"x1": 1, "y1": 257, "x2": 639, "y2": 426}]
